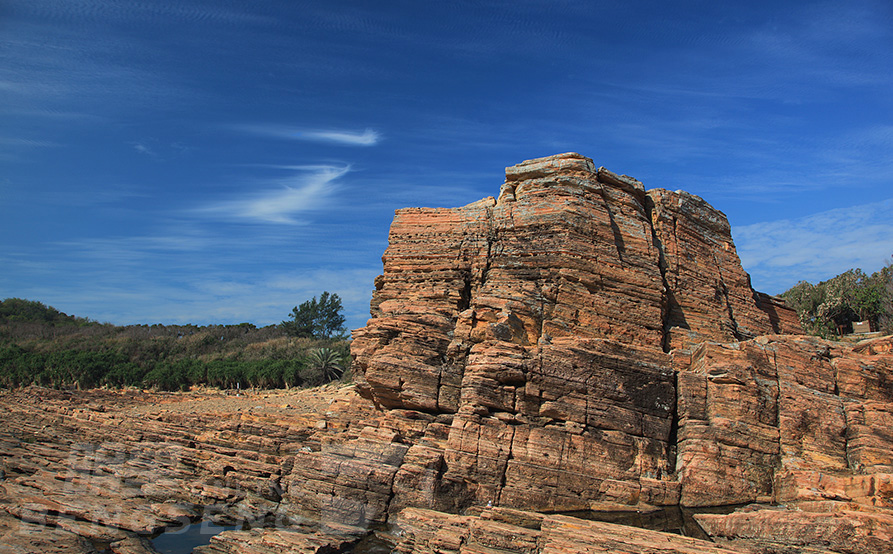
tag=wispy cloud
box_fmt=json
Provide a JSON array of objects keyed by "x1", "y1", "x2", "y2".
[
  {"x1": 0, "y1": 20, "x2": 191, "y2": 120},
  {"x1": 710, "y1": 124, "x2": 893, "y2": 200},
  {"x1": 132, "y1": 142, "x2": 156, "y2": 156},
  {"x1": 231, "y1": 124, "x2": 381, "y2": 146},
  {"x1": 196, "y1": 165, "x2": 350, "y2": 224},
  {"x1": 0, "y1": 135, "x2": 61, "y2": 161},
  {"x1": 0, "y1": 136, "x2": 60, "y2": 148},
  {"x1": 298, "y1": 128, "x2": 380, "y2": 146},
  {"x1": 735, "y1": 198, "x2": 893, "y2": 293},
  {"x1": 737, "y1": 1, "x2": 893, "y2": 94}
]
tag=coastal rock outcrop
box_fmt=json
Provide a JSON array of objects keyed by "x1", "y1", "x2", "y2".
[
  {"x1": 346, "y1": 153, "x2": 891, "y2": 552},
  {"x1": 2, "y1": 153, "x2": 891, "y2": 554},
  {"x1": 350, "y1": 153, "x2": 805, "y2": 513}
]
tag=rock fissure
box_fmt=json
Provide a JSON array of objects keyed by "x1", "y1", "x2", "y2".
[
  {"x1": 769, "y1": 342, "x2": 785, "y2": 492},
  {"x1": 596, "y1": 181, "x2": 627, "y2": 266},
  {"x1": 480, "y1": 207, "x2": 496, "y2": 288},
  {"x1": 494, "y1": 425, "x2": 516, "y2": 507},
  {"x1": 458, "y1": 272, "x2": 472, "y2": 312},
  {"x1": 666, "y1": 371, "x2": 680, "y2": 474},
  {"x1": 842, "y1": 395, "x2": 854, "y2": 473},
  {"x1": 718, "y1": 276, "x2": 740, "y2": 339},
  {"x1": 645, "y1": 194, "x2": 675, "y2": 354}
]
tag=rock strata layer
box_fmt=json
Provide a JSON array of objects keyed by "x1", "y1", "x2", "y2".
[{"x1": 393, "y1": 506, "x2": 746, "y2": 554}]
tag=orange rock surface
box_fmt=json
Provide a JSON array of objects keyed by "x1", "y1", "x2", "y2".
[
  {"x1": 347, "y1": 153, "x2": 892, "y2": 552},
  {"x1": 351, "y1": 153, "x2": 808, "y2": 514}
]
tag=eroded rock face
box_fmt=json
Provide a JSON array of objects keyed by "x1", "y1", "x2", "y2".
[
  {"x1": 351, "y1": 153, "x2": 803, "y2": 512},
  {"x1": 675, "y1": 335, "x2": 893, "y2": 508},
  {"x1": 354, "y1": 154, "x2": 801, "y2": 415}
]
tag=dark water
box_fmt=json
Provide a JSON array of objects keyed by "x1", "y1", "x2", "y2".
[
  {"x1": 150, "y1": 521, "x2": 396, "y2": 554},
  {"x1": 150, "y1": 521, "x2": 238, "y2": 554}
]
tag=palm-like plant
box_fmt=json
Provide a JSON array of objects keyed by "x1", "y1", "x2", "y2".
[{"x1": 303, "y1": 348, "x2": 345, "y2": 384}]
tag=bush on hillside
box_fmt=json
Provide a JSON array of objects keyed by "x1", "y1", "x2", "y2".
[{"x1": 781, "y1": 261, "x2": 893, "y2": 337}]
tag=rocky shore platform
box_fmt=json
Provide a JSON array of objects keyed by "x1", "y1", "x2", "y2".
[
  {"x1": 0, "y1": 385, "x2": 378, "y2": 553},
  {"x1": 1, "y1": 360, "x2": 892, "y2": 554}
]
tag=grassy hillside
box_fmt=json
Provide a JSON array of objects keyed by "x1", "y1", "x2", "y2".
[{"x1": 0, "y1": 299, "x2": 350, "y2": 391}]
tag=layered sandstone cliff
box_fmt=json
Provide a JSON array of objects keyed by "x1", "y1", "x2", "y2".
[
  {"x1": 350, "y1": 152, "x2": 806, "y2": 514},
  {"x1": 354, "y1": 154, "x2": 800, "y2": 412},
  {"x1": 343, "y1": 153, "x2": 891, "y2": 552}
]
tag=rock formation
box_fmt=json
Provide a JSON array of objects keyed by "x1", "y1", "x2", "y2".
[
  {"x1": 351, "y1": 152, "x2": 806, "y2": 514},
  {"x1": 347, "y1": 153, "x2": 890, "y2": 552},
  {"x1": 1, "y1": 153, "x2": 891, "y2": 554}
]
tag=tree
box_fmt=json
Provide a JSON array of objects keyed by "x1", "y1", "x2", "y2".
[
  {"x1": 781, "y1": 260, "x2": 893, "y2": 337},
  {"x1": 0, "y1": 298, "x2": 73, "y2": 324},
  {"x1": 280, "y1": 292, "x2": 346, "y2": 339},
  {"x1": 302, "y1": 348, "x2": 346, "y2": 385}
]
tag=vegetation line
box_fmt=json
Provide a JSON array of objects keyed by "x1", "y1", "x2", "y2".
[{"x1": 0, "y1": 294, "x2": 351, "y2": 391}]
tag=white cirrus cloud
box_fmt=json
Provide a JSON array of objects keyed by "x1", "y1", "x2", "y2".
[
  {"x1": 296, "y1": 128, "x2": 380, "y2": 146},
  {"x1": 132, "y1": 142, "x2": 156, "y2": 156},
  {"x1": 198, "y1": 164, "x2": 350, "y2": 225},
  {"x1": 735, "y1": 197, "x2": 893, "y2": 293},
  {"x1": 231, "y1": 124, "x2": 380, "y2": 146}
]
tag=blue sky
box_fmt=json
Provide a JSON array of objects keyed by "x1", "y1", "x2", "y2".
[{"x1": 2, "y1": 0, "x2": 892, "y2": 331}]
